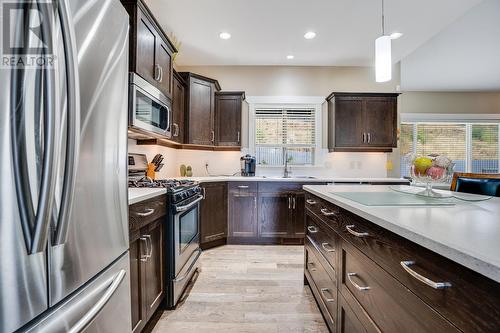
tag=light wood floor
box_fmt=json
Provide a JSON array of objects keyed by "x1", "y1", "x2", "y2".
[{"x1": 152, "y1": 245, "x2": 328, "y2": 333}]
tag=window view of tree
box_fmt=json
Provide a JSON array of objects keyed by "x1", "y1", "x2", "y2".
[
  {"x1": 255, "y1": 109, "x2": 315, "y2": 166},
  {"x1": 472, "y1": 124, "x2": 499, "y2": 173},
  {"x1": 400, "y1": 122, "x2": 499, "y2": 177}
]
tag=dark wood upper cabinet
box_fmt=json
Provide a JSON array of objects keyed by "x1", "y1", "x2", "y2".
[
  {"x1": 327, "y1": 92, "x2": 399, "y2": 152},
  {"x1": 200, "y1": 182, "x2": 227, "y2": 247},
  {"x1": 215, "y1": 92, "x2": 245, "y2": 147},
  {"x1": 171, "y1": 71, "x2": 186, "y2": 143},
  {"x1": 121, "y1": 0, "x2": 176, "y2": 98},
  {"x1": 180, "y1": 72, "x2": 221, "y2": 146}
]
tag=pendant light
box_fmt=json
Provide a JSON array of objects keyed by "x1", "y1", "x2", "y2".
[{"x1": 375, "y1": 0, "x2": 391, "y2": 82}]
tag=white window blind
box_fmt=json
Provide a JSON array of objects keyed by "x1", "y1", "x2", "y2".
[
  {"x1": 255, "y1": 108, "x2": 315, "y2": 165},
  {"x1": 400, "y1": 122, "x2": 500, "y2": 176}
]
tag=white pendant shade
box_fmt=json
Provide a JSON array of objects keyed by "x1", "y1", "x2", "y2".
[{"x1": 375, "y1": 35, "x2": 392, "y2": 82}]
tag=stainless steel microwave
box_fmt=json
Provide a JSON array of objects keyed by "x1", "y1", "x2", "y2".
[{"x1": 129, "y1": 73, "x2": 171, "y2": 138}]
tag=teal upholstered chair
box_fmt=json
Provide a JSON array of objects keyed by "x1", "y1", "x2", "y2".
[{"x1": 450, "y1": 173, "x2": 500, "y2": 197}]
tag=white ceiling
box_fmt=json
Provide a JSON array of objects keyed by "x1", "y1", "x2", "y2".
[{"x1": 145, "y1": 0, "x2": 483, "y2": 67}]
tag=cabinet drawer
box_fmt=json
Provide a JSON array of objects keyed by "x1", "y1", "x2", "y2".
[
  {"x1": 228, "y1": 181, "x2": 258, "y2": 193},
  {"x1": 338, "y1": 291, "x2": 379, "y2": 333},
  {"x1": 305, "y1": 213, "x2": 338, "y2": 272},
  {"x1": 129, "y1": 195, "x2": 167, "y2": 231},
  {"x1": 334, "y1": 206, "x2": 500, "y2": 333},
  {"x1": 340, "y1": 241, "x2": 459, "y2": 333},
  {"x1": 258, "y1": 182, "x2": 303, "y2": 193},
  {"x1": 305, "y1": 193, "x2": 341, "y2": 228},
  {"x1": 305, "y1": 240, "x2": 337, "y2": 329}
]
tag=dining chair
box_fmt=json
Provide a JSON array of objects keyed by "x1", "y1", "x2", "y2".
[{"x1": 450, "y1": 172, "x2": 500, "y2": 197}]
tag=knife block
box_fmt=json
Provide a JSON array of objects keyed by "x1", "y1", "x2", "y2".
[{"x1": 146, "y1": 163, "x2": 156, "y2": 180}]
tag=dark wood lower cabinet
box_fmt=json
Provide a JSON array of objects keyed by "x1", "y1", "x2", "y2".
[
  {"x1": 200, "y1": 182, "x2": 227, "y2": 249},
  {"x1": 304, "y1": 191, "x2": 500, "y2": 333},
  {"x1": 130, "y1": 230, "x2": 146, "y2": 333},
  {"x1": 228, "y1": 187, "x2": 258, "y2": 239},
  {"x1": 129, "y1": 196, "x2": 166, "y2": 333},
  {"x1": 258, "y1": 192, "x2": 290, "y2": 238}
]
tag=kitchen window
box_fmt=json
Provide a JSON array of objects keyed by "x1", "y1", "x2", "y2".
[
  {"x1": 254, "y1": 108, "x2": 317, "y2": 166},
  {"x1": 400, "y1": 122, "x2": 500, "y2": 177}
]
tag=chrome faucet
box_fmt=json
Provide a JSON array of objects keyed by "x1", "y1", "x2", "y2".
[{"x1": 283, "y1": 149, "x2": 292, "y2": 178}]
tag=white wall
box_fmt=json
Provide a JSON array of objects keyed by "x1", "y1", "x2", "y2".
[{"x1": 401, "y1": 0, "x2": 500, "y2": 91}]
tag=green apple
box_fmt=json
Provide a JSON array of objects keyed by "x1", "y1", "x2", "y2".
[{"x1": 413, "y1": 157, "x2": 433, "y2": 176}]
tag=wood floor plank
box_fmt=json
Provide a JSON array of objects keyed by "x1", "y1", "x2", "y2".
[{"x1": 152, "y1": 245, "x2": 328, "y2": 333}]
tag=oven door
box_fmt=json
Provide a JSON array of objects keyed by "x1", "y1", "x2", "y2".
[
  {"x1": 129, "y1": 73, "x2": 171, "y2": 138},
  {"x1": 173, "y1": 194, "x2": 203, "y2": 276}
]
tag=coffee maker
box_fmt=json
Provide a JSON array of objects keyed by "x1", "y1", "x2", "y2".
[{"x1": 240, "y1": 154, "x2": 256, "y2": 176}]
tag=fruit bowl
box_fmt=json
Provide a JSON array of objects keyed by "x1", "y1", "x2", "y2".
[{"x1": 406, "y1": 154, "x2": 454, "y2": 198}]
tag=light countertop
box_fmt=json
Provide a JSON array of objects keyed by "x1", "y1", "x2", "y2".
[
  {"x1": 129, "y1": 188, "x2": 167, "y2": 205},
  {"x1": 303, "y1": 184, "x2": 500, "y2": 283},
  {"x1": 173, "y1": 176, "x2": 410, "y2": 183}
]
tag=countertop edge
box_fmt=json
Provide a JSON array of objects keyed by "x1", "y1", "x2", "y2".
[
  {"x1": 303, "y1": 185, "x2": 500, "y2": 283},
  {"x1": 179, "y1": 177, "x2": 411, "y2": 184},
  {"x1": 128, "y1": 188, "x2": 167, "y2": 205}
]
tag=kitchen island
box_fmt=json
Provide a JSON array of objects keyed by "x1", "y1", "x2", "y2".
[{"x1": 303, "y1": 184, "x2": 500, "y2": 332}]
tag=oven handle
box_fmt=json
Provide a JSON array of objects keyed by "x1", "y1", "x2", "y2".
[
  {"x1": 174, "y1": 248, "x2": 202, "y2": 283},
  {"x1": 175, "y1": 195, "x2": 204, "y2": 212}
]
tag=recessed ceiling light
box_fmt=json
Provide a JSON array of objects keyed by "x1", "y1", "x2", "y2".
[
  {"x1": 286, "y1": 55, "x2": 294, "y2": 60},
  {"x1": 304, "y1": 31, "x2": 316, "y2": 39},
  {"x1": 390, "y1": 32, "x2": 403, "y2": 40},
  {"x1": 219, "y1": 32, "x2": 231, "y2": 40}
]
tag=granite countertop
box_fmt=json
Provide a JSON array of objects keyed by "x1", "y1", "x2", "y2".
[
  {"x1": 173, "y1": 176, "x2": 410, "y2": 183},
  {"x1": 303, "y1": 184, "x2": 500, "y2": 283},
  {"x1": 129, "y1": 188, "x2": 167, "y2": 205}
]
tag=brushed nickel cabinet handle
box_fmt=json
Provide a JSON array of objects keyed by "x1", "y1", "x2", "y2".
[
  {"x1": 144, "y1": 234, "x2": 153, "y2": 258},
  {"x1": 320, "y1": 208, "x2": 336, "y2": 217},
  {"x1": 140, "y1": 237, "x2": 148, "y2": 262},
  {"x1": 362, "y1": 132, "x2": 366, "y2": 143},
  {"x1": 237, "y1": 131, "x2": 240, "y2": 143},
  {"x1": 347, "y1": 272, "x2": 370, "y2": 291},
  {"x1": 321, "y1": 242, "x2": 335, "y2": 253},
  {"x1": 211, "y1": 130, "x2": 215, "y2": 143},
  {"x1": 346, "y1": 224, "x2": 369, "y2": 237},
  {"x1": 368, "y1": 132, "x2": 371, "y2": 143},
  {"x1": 154, "y1": 64, "x2": 161, "y2": 81},
  {"x1": 400, "y1": 261, "x2": 452, "y2": 289},
  {"x1": 320, "y1": 288, "x2": 335, "y2": 302},
  {"x1": 307, "y1": 226, "x2": 318, "y2": 233},
  {"x1": 306, "y1": 199, "x2": 317, "y2": 205},
  {"x1": 307, "y1": 262, "x2": 317, "y2": 272},
  {"x1": 288, "y1": 196, "x2": 291, "y2": 209},
  {"x1": 237, "y1": 185, "x2": 249, "y2": 189},
  {"x1": 293, "y1": 197, "x2": 296, "y2": 209},
  {"x1": 137, "y1": 208, "x2": 155, "y2": 217}
]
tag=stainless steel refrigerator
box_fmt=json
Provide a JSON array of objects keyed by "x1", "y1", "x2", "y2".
[{"x1": 0, "y1": 0, "x2": 131, "y2": 332}]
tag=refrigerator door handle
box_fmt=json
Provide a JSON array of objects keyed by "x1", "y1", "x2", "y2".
[
  {"x1": 53, "y1": 0, "x2": 81, "y2": 246},
  {"x1": 16, "y1": 3, "x2": 59, "y2": 254},
  {"x1": 67, "y1": 269, "x2": 126, "y2": 333}
]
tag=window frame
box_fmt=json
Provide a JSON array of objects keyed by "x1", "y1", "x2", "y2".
[
  {"x1": 247, "y1": 96, "x2": 323, "y2": 167},
  {"x1": 400, "y1": 113, "x2": 500, "y2": 175}
]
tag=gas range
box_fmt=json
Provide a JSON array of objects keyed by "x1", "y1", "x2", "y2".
[{"x1": 128, "y1": 178, "x2": 201, "y2": 204}]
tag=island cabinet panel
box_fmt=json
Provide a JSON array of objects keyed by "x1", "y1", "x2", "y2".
[
  {"x1": 305, "y1": 239, "x2": 337, "y2": 331},
  {"x1": 200, "y1": 182, "x2": 227, "y2": 249},
  {"x1": 340, "y1": 241, "x2": 459, "y2": 333},
  {"x1": 338, "y1": 291, "x2": 379, "y2": 333},
  {"x1": 304, "y1": 192, "x2": 500, "y2": 333}
]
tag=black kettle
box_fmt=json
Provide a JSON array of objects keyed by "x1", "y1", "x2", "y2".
[{"x1": 240, "y1": 155, "x2": 256, "y2": 177}]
